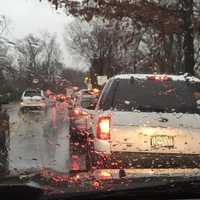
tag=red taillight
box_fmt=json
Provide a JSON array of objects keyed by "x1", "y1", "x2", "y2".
[
  {"x1": 73, "y1": 108, "x2": 88, "y2": 116},
  {"x1": 74, "y1": 108, "x2": 81, "y2": 115},
  {"x1": 97, "y1": 116, "x2": 111, "y2": 140}
]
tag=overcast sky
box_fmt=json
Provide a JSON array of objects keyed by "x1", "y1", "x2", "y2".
[{"x1": 0, "y1": 0, "x2": 88, "y2": 70}]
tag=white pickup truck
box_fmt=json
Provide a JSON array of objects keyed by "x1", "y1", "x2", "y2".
[{"x1": 86, "y1": 74, "x2": 200, "y2": 170}]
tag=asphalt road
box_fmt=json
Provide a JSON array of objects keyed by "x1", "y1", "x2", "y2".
[{"x1": 5, "y1": 103, "x2": 73, "y2": 174}]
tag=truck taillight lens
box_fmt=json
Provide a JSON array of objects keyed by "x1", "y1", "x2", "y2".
[{"x1": 97, "y1": 116, "x2": 111, "y2": 140}]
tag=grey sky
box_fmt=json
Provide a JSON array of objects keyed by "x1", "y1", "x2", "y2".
[{"x1": 0, "y1": 0, "x2": 88, "y2": 70}]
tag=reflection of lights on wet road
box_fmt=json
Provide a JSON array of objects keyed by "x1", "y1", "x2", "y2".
[
  {"x1": 70, "y1": 155, "x2": 81, "y2": 171},
  {"x1": 7, "y1": 103, "x2": 70, "y2": 173},
  {"x1": 95, "y1": 170, "x2": 113, "y2": 180},
  {"x1": 50, "y1": 103, "x2": 57, "y2": 128},
  {"x1": 50, "y1": 101, "x2": 69, "y2": 128},
  {"x1": 92, "y1": 180, "x2": 101, "y2": 189}
]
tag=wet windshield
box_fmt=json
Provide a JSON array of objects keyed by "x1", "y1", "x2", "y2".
[{"x1": 1, "y1": 0, "x2": 200, "y2": 197}]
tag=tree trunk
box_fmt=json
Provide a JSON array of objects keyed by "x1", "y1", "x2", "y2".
[
  {"x1": 182, "y1": 0, "x2": 195, "y2": 75},
  {"x1": 176, "y1": 34, "x2": 183, "y2": 74}
]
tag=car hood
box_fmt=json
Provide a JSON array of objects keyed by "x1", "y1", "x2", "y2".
[{"x1": 2, "y1": 169, "x2": 200, "y2": 199}]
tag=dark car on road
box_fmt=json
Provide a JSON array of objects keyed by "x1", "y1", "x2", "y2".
[
  {"x1": 0, "y1": 104, "x2": 9, "y2": 174},
  {"x1": 69, "y1": 94, "x2": 98, "y2": 143}
]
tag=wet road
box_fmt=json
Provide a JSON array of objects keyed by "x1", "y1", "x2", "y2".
[{"x1": 6, "y1": 103, "x2": 71, "y2": 174}]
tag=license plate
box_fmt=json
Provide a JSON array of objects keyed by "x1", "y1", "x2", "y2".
[{"x1": 151, "y1": 135, "x2": 174, "y2": 149}]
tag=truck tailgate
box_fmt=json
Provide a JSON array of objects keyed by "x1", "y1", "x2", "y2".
[{"x1": 110, "y1": 111, "x2": 200, "y2": 154}]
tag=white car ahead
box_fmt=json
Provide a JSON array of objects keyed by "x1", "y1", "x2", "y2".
[
  {"x1": 86, "y1": 74, "x2": 200, "y2": 170},
  {"x1": 20, "y1": 89, "x2": 47, "y2": 112}
]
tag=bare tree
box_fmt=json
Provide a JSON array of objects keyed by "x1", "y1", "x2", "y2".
[
  {"x1": 0, "y1": 15, "x2": 16, "y2": 93},
  {"x1": 66, "y1": 19, "x2": 118, "y2": 84},
  {"x1": 39, "y1": 33, "x2": 62, "y2": 83},
  {"x1": 66, "y1": 18, "x2": 147, "y2": 84},
  {"x1": 48, "y1": 0, "x2": 198, "y2": 75},
  {"x1": 0, "y1": 15, "x2": 8, "y2": 35},
  {"x1": 0, "y1": 15, "x2": 10, "y2": 72},
  {"x1": 15, "y1": 33, "x2": 64, "y2": 89},
  {"x1": 15, "y1": 34, "x2": 43, "y2": 78}
]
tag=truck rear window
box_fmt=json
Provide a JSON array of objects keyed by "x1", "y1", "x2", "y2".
[{"x1": 111, "y1": 79, "x2": 200, "y2": 114}]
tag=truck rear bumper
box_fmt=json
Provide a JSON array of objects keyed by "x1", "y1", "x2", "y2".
[{"x1": 94, "y1": 151, "x2": 200, "y2": 168}]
